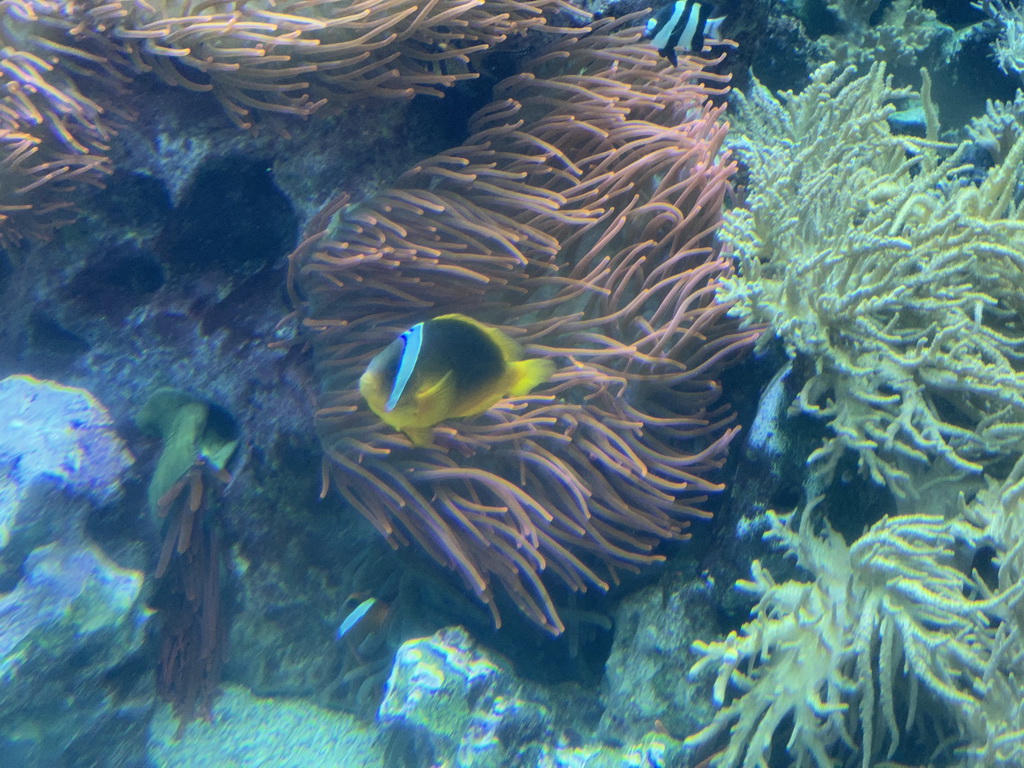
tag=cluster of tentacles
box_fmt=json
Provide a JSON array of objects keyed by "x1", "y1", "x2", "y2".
[
  {"x1": 289, "y1": 16, "x2": 758, "y2": 634},
  {"x1": 135, "y1": 387, "x2": 239, "y2": 733},
  {"x1": 0, "y1": 0, "x2": 573, "y2": 245},
  {"x1": 151, "y1": 461, "x2": 228, "y2": 736}
]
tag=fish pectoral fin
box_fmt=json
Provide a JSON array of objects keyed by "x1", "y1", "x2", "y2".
[
  {"x1": 402, "y1": 427, "x2": 435, "y2": 447},
  {"x1": 706, "y1": 16, "x2": 726, "y2": 41},
  {"x1": 508, "y1": 358, "x2": 556, "y2": 396},
  {"x1": 415, "y1": 370, "x2": 455, "y2": 405}
]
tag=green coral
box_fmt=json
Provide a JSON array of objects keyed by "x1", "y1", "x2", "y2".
[
  {"x1": 136, "y1": 388, "x2": 239, "y2": 515},
  {"x1": 718, "y1": 63, "x2": 1024, "y2": 497}
]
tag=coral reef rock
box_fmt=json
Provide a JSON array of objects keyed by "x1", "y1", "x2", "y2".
[
  {"x1": 0, "y1": 374, "x2": 147, "y2": 767},
  {"x1": 380, "y1": 626, "x2": 684, "y2": 768},
  {"x1": 598, "y1": 574, "x2": 718, "y2": 746},
  {"x1": 0, "y1": 374, "x2": 133, "y2": 553}
]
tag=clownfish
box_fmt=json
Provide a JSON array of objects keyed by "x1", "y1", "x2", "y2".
[
  {"x1": 643, "y1": 1, "x2": 726, "y2": 67},
  {"x1": 336, "y1": 597, "x2": 389, "y2": 642},
  {"x1": 359, "y1": 313, "x2": 555, "y2": 446}
]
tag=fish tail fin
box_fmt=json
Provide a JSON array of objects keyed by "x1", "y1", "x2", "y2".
[
  {"x1": 705, "y1": 16, "x2": 726, "y2": 41},
  {"x1": 508, "y1": 358, "x2": 556, "y2": 396}
]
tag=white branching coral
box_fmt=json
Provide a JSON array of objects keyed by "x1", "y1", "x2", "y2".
[
  {"x1": 975, "y1": 0, "x2": 1024, "y2": 79},
  {"x1": 960, "y1": 455, "x2": 1024, "y2": 766},
  {"x1": 966, "y1": 91, "x2": 1024, "y2": 163},
  {"x1": 686, "y1": 509, "x2": 1014, "y2": 768},
  {"x1": 819, "y1": 0, "x2": 956, "y2": 83},
  {"x1": 718, "y1": 63, "x2": 1024, "y2": 497}
]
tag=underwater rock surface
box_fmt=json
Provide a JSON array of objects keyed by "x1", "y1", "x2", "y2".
[
  {"x1": 147, "y1": 684, "x2": 385, "y2": 767},
  {"x1": 598, "y1": 574, "x2": 718, "y2": 746},
  {"x1": 380, "y1": 626, "x2": 683, "y2": 768},
  {"x1": 0, "y1": 374, "x2": 133, "y2": 555},
  {"x1": 0, "y1": 375, "x2": 147, "y2": 767}
]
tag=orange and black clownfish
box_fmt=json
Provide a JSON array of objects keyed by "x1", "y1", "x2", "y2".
[
  {"x1": 359, "y1": 313, "x2": 555, "y2": 446},
  {"x1": 643, "y1": 1, "x2": 726, "y2": 67}
]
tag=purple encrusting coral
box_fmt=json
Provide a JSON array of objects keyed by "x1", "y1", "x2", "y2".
[{"x1": 0, "y1": 374, "x2": 133, "y2": 511}]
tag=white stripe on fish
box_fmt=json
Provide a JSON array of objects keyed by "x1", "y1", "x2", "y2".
[
  {"x1": 386, "y1": 322, "x2": 424, "y2": 412},
  {"x1": 644, "y1": 1, "x2": 726, "y2": 67},
  {"x1": 336, "y1": 597, "x2": 378, "y2": 640}
]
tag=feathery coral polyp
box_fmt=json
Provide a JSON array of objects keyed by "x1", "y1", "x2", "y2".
[{"x1": 290, "y1": 18, "x2": 757, "y2": 634}]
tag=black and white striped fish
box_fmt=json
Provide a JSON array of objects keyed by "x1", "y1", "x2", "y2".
[{"x1": 643, "y1": 1, "x2": 726, "y2": 66}]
